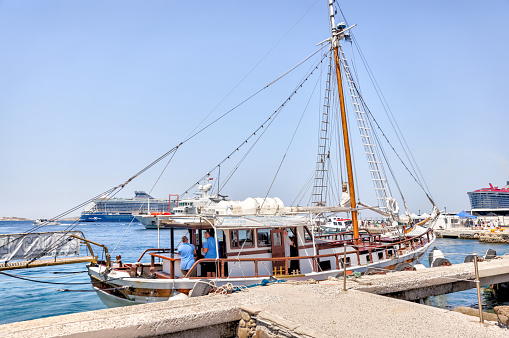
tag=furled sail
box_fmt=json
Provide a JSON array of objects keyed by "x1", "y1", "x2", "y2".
[{"x1": 0, "y1": 232, "x2": 81, "y2": 262}]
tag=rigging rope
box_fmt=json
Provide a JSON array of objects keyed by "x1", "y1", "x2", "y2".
[
  {"x1": 335, "y1": 2, "x2": 432, "y2": 198},
  {"x1": 332, "y1": 3, "x2": 434, "y2": 215},
  {"x1": 0, "y1": 271, "x2": 93, "y2": 285},
  {"x1": 260, "y1": 62, "x2": 323, "y2": 209},
  {"x1": 183, "y1": 0, "x2": 320, "y2": 143},
  {"x1": 182, "y1": 49, "x2": 330, "y2": 196},
  {"x1": 2, "y1": 50, "x2": 325, "y2": 259}
]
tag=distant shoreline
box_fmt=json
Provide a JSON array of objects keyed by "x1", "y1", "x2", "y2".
[
  {"x1": 0, "y1": 217, "x2": 80, "y2": 221},
  {"x1": 0, "y1": 217, "x2": 30, "y2": 221}
]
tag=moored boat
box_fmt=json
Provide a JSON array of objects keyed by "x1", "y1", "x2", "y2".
[
  {"x1": 468, "y1": 181, "x2": 509, "y2": 217},
  {"x1": 321, "y1": 217, "x2": 352, "y2": 233},
  {"x1": 86, "y1": 0, "x2": 440, "y2": 307},
  {"x1": 32, "y1": 218, "x2": 61, "y2": 226},
  {"x1": 88, "y1": 213, "x2": 435, "y2": 307},
  {"x1": 0, "y1": 0, "x2": 441, "y2": 310},
  {"x1": 80, "y1": 191, "x2": 174, "y2": 223}
]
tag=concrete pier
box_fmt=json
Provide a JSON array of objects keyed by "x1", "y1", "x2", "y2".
[
  {"x1": 348, "y1": 254, "x2": 509, "y2": 301},
  {"x1": 1, "y1": 283, "x2": 507, "y2": 337},
  {"x1": 2, "y1": 257, "x2": 509, "y2": 337}
]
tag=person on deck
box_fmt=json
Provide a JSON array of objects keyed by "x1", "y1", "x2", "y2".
[
  {"x1": 283, "y1": 229, "x2": 293, "y2": 257},
  {"x1": 202, "y1": 231, "x2": 217, "y2": 277},
  {"x1": 177, "y1": 236, "x2": 196, "y2": 277}
]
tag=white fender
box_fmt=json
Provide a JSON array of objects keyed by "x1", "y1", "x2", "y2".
[{"x1": 385, "y1": 197, "x2": 399, "y2": 214}]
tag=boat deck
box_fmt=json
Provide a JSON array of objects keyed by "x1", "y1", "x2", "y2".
[{"x1": 0, "y1": 256, "x2": 96, "y2": 271}]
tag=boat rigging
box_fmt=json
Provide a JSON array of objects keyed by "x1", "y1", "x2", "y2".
[{"x1": 0, "y1": 0, "x2": 440, "y2": 308}]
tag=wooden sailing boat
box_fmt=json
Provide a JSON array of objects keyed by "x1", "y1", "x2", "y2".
[
  {"x1": 0, "y1": 0, "x2": 439, "y2": 307},
  {"x1": 82, "y1": 0, "x2": 438, "y2": 307}
]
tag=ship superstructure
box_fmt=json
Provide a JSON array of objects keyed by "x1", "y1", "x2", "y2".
[
  {"x1": 468, "y1": 181, "x2": 509, "y2": 216},
  {"x1": 80, "y1": 191, "x2": 173, "y2": 222}
]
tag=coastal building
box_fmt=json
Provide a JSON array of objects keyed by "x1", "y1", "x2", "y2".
[{"x1": 468, "y1": 181, "x2": 509, "y2": 217}]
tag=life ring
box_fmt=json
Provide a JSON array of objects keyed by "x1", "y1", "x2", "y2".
[{"x1": 385, "y1": 197, "x2": 399, "y2": 214}]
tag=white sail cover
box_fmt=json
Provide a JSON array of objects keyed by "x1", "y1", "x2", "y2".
[
  {"x1": 0, "y1": 232, "x2": 81, "y2": 262},
  {"x1": 215, "y1": 215, "x2": 309, "y2": 229}
]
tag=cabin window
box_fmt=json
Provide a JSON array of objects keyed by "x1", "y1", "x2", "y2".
[
  {"x1": 340, "y1": 256, "x2": 351, "y2": 267},
  {"x1": 304, "y1": 227, "x2": 313, "y2": 242},
  {"x1": 272, "y1": 232, "x2": 282, "y2": 246},
  {"x1": 230, "y1": 229, "x2": 254, "y2": 248},
  {"x1": 378, "y1": 252, "x2": 384, "y2": 260},
  {"x1": 257, "y1": 229, "x2": 271, "y2": 247},
  {"x1": 366, "y1": 254, "x2": 371, "y2": 263}
]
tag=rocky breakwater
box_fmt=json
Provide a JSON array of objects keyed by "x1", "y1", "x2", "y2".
[
  {"x1": 479, "y1": 231, "x2": 509, "y2": 244},
  {"x1": 454, "y1": 306, "x2": 509, "y2": 327}
]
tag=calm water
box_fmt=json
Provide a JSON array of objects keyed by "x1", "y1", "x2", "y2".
[
  {"x1": 0, "y1": 221, "x2": 508, "y2": 325},
  {"x1": 0, "y1": 221, "x2": 188, "y2": 325}
]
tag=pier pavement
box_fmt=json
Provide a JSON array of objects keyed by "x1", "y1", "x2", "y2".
[{"x1": 2, "y1": 257, "x2": 509, "y2": 337}]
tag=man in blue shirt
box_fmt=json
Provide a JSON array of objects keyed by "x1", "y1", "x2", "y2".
[
  {"x1": 202, "y1": 231, "x2": 217, "y2": 277},
  {"x1": 177, "y1": 236, "x2": 196, "y2": 277}
]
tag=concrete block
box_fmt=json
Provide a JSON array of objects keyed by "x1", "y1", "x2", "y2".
[
  {"x1": 494, "y1": 306, "x2": 509, "y2": 324},
  {"x1": 453, "y1": 306, "x2": 505, "y2": 323},
  {"x1": 238, "y1": 327, "x2": 249, "y2": 338},
  {"x1": 294, "y1": 325, "x2": 326, "y2": 337},
  {"x1": 241, "y1": 311, "x2": 251, "y2": 321},
  {"x1": 240, "y1": 305, "x2": 263, "y2": 315},
  {"x1": 257, "y1": 311, "x2": 299, "y2": 331}
]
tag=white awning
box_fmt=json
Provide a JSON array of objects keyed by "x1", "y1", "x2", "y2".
[{"x1": 214, "y1": 215, "x2": 309, "y2": 229}]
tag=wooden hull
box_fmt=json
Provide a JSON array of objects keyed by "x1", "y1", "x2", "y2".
[{"x1": 88, "y1": 234, "x2": 433, "y2": 307}]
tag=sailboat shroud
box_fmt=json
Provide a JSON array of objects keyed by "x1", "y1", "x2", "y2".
[{"x1": 84, "y1": 0, "x2": 437, "y2": 307}]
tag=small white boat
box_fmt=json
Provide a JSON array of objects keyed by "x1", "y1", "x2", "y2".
[
  {"x1": 32, "y1": 219, "x2": 61, "y2": 226},
  {"x1": 136, "y1": 180, "x2": 226, "y2": 229},
  {"x1": 321, "y1": 217, "x2": 352, "y2": 233}
]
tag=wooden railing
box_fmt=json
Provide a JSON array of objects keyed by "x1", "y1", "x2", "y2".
[
  {"x1": 109, "y1": 228, "x2": 433, "y2": 280},
  {"x1": 144, "y1": 228, "x2": 433, "y2": 279},
  {"x1": 136, "y1": 248, "x2": 176, "y2": 263},
  {"x1": 179, "y1": 251, "x2": 359, "y2": 279}
]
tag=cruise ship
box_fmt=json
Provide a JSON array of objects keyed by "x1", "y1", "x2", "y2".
[
  {"x1": 80, "y1": 191, "x2": 174, "y2": 222},
  {"x1": 467, "y1": 181, "x2": 509, "y2": 216}
]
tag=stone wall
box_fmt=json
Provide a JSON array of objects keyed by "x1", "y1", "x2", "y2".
[{"x1": 479, "y1": 233, "x2": 509, "y2": 244}]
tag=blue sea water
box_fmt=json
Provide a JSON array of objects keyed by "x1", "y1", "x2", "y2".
[
  {"x1": 423, "y1": 237, "x2": 509, "y2": 311},
  {"x1": 0, "y1": 221, "x2": 508, "y2": 325},
  {"x1": 0, "y1": 221, "x2": 188, "y2": 325}
]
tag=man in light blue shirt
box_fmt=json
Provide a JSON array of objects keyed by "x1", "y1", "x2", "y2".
[
  {"x1": 202, "y1": 231, "x2": 217, "y2": 277},
  {"x1": 202, "y1": 231, "x2": 217, "y2": 259},
  {"x1": 177, "y1": 236, "x2": 196, "y2": 277}
]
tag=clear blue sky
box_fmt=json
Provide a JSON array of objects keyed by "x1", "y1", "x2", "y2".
[{"x1": 0, "y1": 0, "x2": 508, "y2": 219}]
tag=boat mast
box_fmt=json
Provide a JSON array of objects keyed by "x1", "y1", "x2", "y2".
[{"x1": 328, "y1": 0, "x2": 359, "y2": 240}]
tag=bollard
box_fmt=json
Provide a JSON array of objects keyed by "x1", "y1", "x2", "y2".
[
  {"x1": 343, "y1": 244, "x2": 347, "y2": 292},
  {"x1": 473, "y1": 253, "x2": 484, "y2": 323}
]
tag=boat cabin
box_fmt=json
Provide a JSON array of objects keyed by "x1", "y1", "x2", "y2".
[{"x1": 109, "y1": 216, "x2": 432, "y2": 281}]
